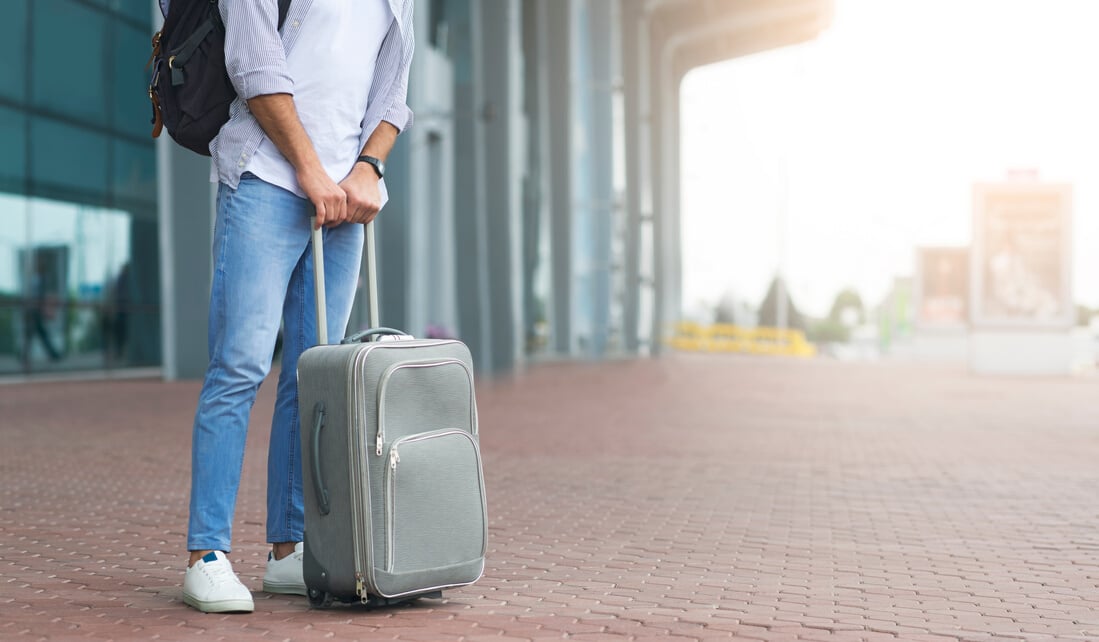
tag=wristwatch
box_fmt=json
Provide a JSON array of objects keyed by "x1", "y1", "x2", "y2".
[{"x1": 357, "y1": 155, "x2": 385, "y2": 179}]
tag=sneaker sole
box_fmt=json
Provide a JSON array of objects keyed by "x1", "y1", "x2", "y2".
[
  {"x1": 262, "y1": 579, "x2": 307, "y2": 596},
  {"x1": 183, "y1": 591, "x2": 255, "y2": 613}
]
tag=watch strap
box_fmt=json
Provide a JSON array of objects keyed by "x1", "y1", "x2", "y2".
[{"x1": 356, "y1": 155, "x2": 384, "y2": 178}]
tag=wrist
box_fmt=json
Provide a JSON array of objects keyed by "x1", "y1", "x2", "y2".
[
  {"x1": 351, "y1": 161, "x2": 381, "y2": 181},
  {"x1": 356, "y1": 155, "x2": 385, "y2": 179},
  {"x1": 296, "y1": 160, "x2": 327, "y2": 180}
]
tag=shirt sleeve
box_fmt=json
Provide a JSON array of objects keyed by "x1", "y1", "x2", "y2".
[
  {"x1": 219, "y1": 0, "x2": 295, "y2": 100},
  {"x1": 381, "y1": 64, "x2": 413, "y2": 133},
  {"x1": 380, "y1": 5, "x2": 415, "y2": 133}
]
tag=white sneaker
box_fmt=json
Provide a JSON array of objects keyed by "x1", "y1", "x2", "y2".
[
  {"x1": 263, "y1": 542, "x2": 306, "y2": 596},
  {"x1": 183, "y1": 551, "x2": 255, "y2": 613}
]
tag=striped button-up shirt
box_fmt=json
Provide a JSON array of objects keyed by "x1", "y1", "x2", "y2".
[{"x1": 209, "y1": 0, "x2": 414, "y2": 188}]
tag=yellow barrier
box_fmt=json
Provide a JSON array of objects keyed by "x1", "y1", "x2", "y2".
[{"x1": 667, "y1": 322, "x2": 817, "y2": 357}]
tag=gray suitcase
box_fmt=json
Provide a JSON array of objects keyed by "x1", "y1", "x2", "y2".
[{"x1": 297, "y1": 221, "x2": 487, "y2": 608}]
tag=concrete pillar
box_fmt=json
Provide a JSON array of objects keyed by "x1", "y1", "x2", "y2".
[
  {"x1": 656, "y1": 64, "x2": 683, "y2": 354},
  {"x1": 584, "y1": 0, "x2": 616, "y2": 357},
  {"x1": 545, "y1": 0, "x2": 573, "y2": 355},
  {"x1": 479, "y1": 0, "x2": 525, "y2": 373},
  {"x1": 521, "y1": 0, "x2": 553, "y2": 360},
  {"x1": 156, "y1": 138, "x2": 214, "y2": 380},
  {"x1": 449, "y1": 0, "x2": 490, "y2": 367},
  {"x1": 619, "y1": 2, "x2": 644, "y2": 354},
  {"x1": 360, "y1": 4, "x2": 459, "y2": 340},
  {"x1": 154, "y1": 0, "x2": 214, "y2": 381},
  {"x1": 370, "y1": 138, "x2": 410, "y2": 333}
]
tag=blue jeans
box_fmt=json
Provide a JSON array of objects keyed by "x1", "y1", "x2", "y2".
[{"x1": 187, "y1": 175, "x2": 364, "y2": 552}]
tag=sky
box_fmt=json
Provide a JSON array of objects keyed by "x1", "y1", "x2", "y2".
[{"x1": 680, "y1": 0, "x2": 1099, "y2": 319}]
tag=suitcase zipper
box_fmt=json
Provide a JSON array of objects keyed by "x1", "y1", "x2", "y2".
[
  {"x1": 385, "y1": 443, "x2": 402, "y2": 571},
  {"x1": 348, "y1": 344, "x2": 382, "y2": 602},
  {"x1": 346, "y1": 342, "x2": 471, "y2": 599},
  {"x1": 384, "y1": 429, "x2": 483, "y2": 574}
]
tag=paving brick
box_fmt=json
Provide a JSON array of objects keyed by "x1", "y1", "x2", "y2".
[{"x1": 5, "y1": 357, "x2": 1099, "y2": 640}]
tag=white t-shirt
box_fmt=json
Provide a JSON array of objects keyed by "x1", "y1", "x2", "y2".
[{"x1": 246, "y1": 0, "x2": 393, "y2": 201}]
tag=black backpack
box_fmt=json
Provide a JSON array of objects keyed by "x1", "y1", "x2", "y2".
[{"x1": 148, "y1": 0, "x2": 291, "y2": 156}]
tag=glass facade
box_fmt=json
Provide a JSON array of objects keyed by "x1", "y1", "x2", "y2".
[{"x1": 0, "y1": 0, "x2": 160, "y2": 375}]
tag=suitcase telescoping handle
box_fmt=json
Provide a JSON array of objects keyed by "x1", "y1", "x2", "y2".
[{"x1": 309, "y1": 218, "x2": 382, "y2": 345}]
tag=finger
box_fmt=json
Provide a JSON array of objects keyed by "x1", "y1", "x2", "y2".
[
  {"x1": 314, "y1": 202, "x2": 326, "y2": 228},
  {"x1": 328, "y1": 196, "x2": 343, "y2": 224},
  {"x1": 338, "y1": 193, "x2": 349, "y2": 222}
]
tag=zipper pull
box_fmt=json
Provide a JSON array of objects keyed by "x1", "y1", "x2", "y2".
[
  {"x1": 375, "y1": 433, "x2": 383, "y2": 457},
  {"x1": 389, "y1": 449, "x2": 400, "y2": 470}
]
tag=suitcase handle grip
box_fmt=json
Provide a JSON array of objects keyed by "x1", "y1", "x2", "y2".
[
  {"x1": 311, "y1": 402, "x2": 331, "y2": 516},
  {"x1": 340, "y1": 327, "x2": 410, "y2": 344}
]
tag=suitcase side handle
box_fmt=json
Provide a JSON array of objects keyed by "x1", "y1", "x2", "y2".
[{"x1": 311, "y1": 402, "x2": 331, "y2": 516}]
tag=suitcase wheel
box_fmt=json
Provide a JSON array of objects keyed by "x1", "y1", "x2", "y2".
[{"x1": 307, "y1": 588, "x2": 334, "y2": 609}]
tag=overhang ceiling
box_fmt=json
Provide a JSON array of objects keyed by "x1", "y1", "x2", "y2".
[{"x1": 646, "y1": 0, "x2": 833, "y2": 82}]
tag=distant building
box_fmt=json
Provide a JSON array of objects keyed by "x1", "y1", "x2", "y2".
[{"x1": 1, "y1": 0, "x2": 832, "y2": 380}]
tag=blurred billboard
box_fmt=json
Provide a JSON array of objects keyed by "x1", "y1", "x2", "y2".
[
  {"x1": 915, "y1": 247, "x2": 969, "y2": 329},
  {"x1": 971, "y1": 183, "x2": 1073, "y2": 328}
]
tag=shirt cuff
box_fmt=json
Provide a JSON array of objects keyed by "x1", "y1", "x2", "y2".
[
  {"x1": 234, "y1": 68, "x2": 295, "y2": 101},
  {"x1": 383, "y1": 102, "x2": 413, "y2": 133}
]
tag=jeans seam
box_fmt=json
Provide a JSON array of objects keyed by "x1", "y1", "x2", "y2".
[
  {"x1": 188, "y1": 187, "x2": 236, "y2": 553},
  {"x1": 287, "y1": 257, "x2": 307, "y2": 541}
]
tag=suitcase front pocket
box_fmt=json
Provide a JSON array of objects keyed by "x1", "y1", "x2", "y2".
[
  {"x1": 376, "y1": 358, "x2": 477, "y2": 456},
  {"x1": 385, "y1": 430, "x2": 487, "y2": 575}
]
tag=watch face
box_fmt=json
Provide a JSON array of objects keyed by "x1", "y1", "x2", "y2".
[{"x1": 360, "y1": 156, "x2": 384, "y2": 178}]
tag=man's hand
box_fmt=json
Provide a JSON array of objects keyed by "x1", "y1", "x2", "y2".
[
  {"x1": 298, "y1": 167, "x2": 347, "y2": 228},
  {"x1": 339, "y1": 163, "x2": 384, "y2": 225},
  {"x1": 246, "y1": 94, "x2": 345, "y2": 228}
]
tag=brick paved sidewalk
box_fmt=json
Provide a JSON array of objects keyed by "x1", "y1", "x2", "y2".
[{"x1": 3, "y1": 355, "x2": 1099, "y2": 641}]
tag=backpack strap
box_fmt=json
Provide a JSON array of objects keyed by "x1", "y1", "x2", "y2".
[
  {"x1": 169, "y1": 17, "x2": 218, "y2": 86},
  {"x1": 168, "y1": 0, "x2": 293, "y2": 88},
  {"x1": 277, "y1": 0, "x2": 291, "y2": 29}
]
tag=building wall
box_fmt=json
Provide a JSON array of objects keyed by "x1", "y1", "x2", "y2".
[
  {"x1": 0, "y1": 0, "x2": 161, "y2": 378},
  {"x1": 0, "y1": 0, "x2": 830, "y2": 381}
]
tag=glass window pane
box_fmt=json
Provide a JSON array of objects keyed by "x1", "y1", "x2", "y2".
[
  {"x1": 127, "y1": 218, "x2": 160, "y2": 307},
  {"x1": 26, "y1": 199, "x2": 77, "y2": 299},
  {"x1": 0, "y1": 306, "x2": 19, "y2": 374},
  {"x1": 69, "y1": 206, "x2": 132, "y2": 306},
  {"x1": 19, "y1": 246, "x2": 72, "y2": 370},
  {"x1": 0, "y1": 194, "x2": 29, "y2": 300},
  {"x1": 108, "y1": 0, "x2": 155, "y2": 28},
  {"x1": 0, "y1": 0, "x2": 27, "y2": 102},
  {"x1": 67, "y1": 306, "x2": 106, "y2": 371},
  {"x1": 120, "y1": 309, "x2": 160, "y2": 367},
  {"x1": 30, "y1": 118, "x2": 109, "y2": 202},
  {"x1": 33, "y1": 0, "x2": 108, "y2": 126},
  {"x1": 113, "y1": 140, "x2": 157, "y2": 205},
  {"x1": 113, "y1": 22, "x2": 155, "y2": 139},
  {"x1": 0, "y1": 106, "x2": 27, "y2": 194}
]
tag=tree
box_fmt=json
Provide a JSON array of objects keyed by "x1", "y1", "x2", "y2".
[
  {"x1": 757, "y1": 275, "x2": 806, "y2": 330},
  {"x1": 806, "y1": 288, "x2": 867, "y2": 344},
  {"x1": 827, "y1": 288, "x2": 865, "y2": 327}
]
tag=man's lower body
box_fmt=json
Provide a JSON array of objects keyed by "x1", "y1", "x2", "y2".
[{"x1": 184, "y1": 175, "x2": 364, "y2": 613}]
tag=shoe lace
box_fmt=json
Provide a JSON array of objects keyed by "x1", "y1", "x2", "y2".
[{"x1": 203, "y1": 558, "x2": 239, "y2": 585}]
